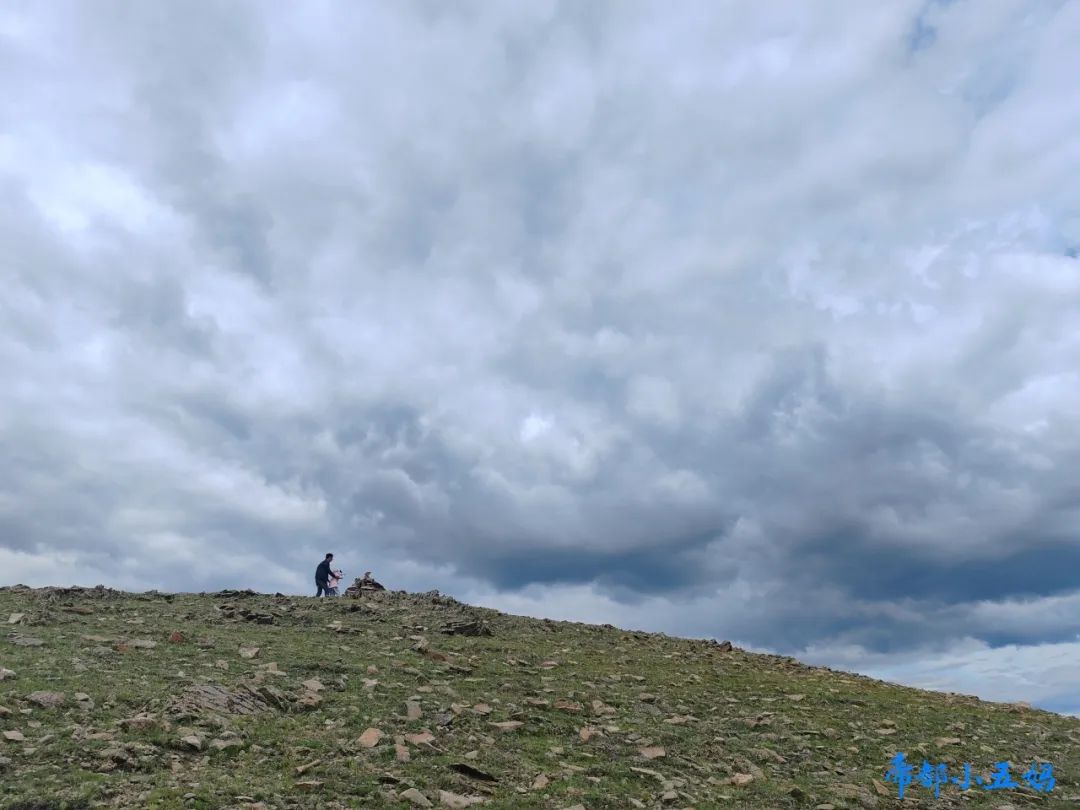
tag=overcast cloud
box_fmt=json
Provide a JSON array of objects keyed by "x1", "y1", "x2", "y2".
[{"x1": 2, "y1": 0, "x2": 1080, "y2": 714}]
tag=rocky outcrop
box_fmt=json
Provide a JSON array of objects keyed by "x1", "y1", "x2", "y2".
[{"x1": 343, "y1": 571, "x2": 386, "y2": 597}]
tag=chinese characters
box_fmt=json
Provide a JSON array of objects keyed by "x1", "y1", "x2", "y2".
[{"x1": 884, "y1": 753, "x2": 1055, "y2": 798}]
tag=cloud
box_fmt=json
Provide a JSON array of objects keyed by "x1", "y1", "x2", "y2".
[{"x1": 3, "y1": 0, "x2": 1080, "y2": 711}]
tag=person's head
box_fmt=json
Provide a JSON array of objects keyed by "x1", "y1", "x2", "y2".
[{"x1": 325, "y1": 553, "x2": 333, "y2": 561}]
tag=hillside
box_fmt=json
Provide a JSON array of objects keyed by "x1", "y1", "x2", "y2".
[{"x1": 1, "y1": 585, "x2": 1077, "y2": 809}]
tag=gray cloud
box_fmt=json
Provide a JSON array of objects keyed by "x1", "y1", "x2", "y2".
[{"x1": 3, "y1": 0, "x2": 1080, "y2": 710}]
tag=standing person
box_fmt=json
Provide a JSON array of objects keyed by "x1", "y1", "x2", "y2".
[{"x1": 315, "y1": 553, "x2": 335, "y2": 597}]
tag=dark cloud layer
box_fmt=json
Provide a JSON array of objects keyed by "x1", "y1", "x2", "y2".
[{"x1": 3, "y1": 0, "x2": 1080, "y2": 711}]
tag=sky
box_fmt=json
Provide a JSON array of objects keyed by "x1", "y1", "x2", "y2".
[{"x1": 2, "y1": 0, "x2": 1080, "y2": 715}]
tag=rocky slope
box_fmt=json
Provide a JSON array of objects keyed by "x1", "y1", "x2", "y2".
[{"x1": 1, "y1": 585, "x2": 1077, "y2": 809}]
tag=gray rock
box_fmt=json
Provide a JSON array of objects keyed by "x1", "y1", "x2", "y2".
[{"x1": 26, "y1": 691, "x2": 66, "y2": 708}]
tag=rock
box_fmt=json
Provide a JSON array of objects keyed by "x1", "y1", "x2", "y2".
[
  {"x1": 3, "y1": 730, "x2": 25, "y2": 742},
  {"x1": 180, "y1": 735, "x2": 204, "y2": 751},
  {"x1": 168, "y1": 631, "x2": 185, "y2": 644},
  {"x1": 579, "y1": 726, "x2": 600, "y2": 741},
  {"x1": 438, "y1": 791, "x2": 486, "y2": 808},
  {"x1": 490, "y1": 721, "x2": 523, "y2": 732},
  {"x1": 532, "y1": 774, "x2": 550, "y2": 790},
  {"x1": 401, "y1": 787, "x2": 432, "y2": 807},
  {"x1": 7, "y1": 613, "x2": 25, "y2": 625},
  {"x1": 471, "y1": 703, "x2": 492, "y2": 715},
  {"x1": 237, "y1": 609, "x2": 274, "y2": 625},
  {"x1": 98, "y1": 747, "x2": 133, "y2": 768},
  {"x1": 751, "y1": 747, "x2": 786, "y2": 764},
  {"x1": 238, "y1": 646, "x2": 260, "y2": 659},
  {"x1": 441, "y1": 620, "x2": 492, "y2": 637},
  {"x1": 731, "y1": 773, "x2": 755, "y2": 787},
  {"x1": 0, "y1": 668, "x2": 15, "y2": 681},
  {"x1": 407, "y1": 700, "x2": 423, "y2": 720},
  {"x1": 26, "y1": 691, "x2": 66, "y2": 708},
  {"x1": 405, "y1": 731, "x2": 436, "y2": 746},
  {"x1": 591, "y1": 699, "x2": 617, "y2": 716},
  {"x1": 834, "y1": 783, "x2": 878, "y2": 808},
  {"x1": 119, "y1": 714, "x2": 160, "y2": 732},
  {"x1": 934, "y1": 737, "x2": 962, "y2": 746},
  {"x1": 396, "y1": 743, "x2": 410, "y2": 762},
  {"x1": 301, "y1": 679, "x2": 324, "y2": 692},
  {"x1": 553, "y1": 699, "x2": 583, "y2": 712},
  {"x1": 343, "y1": 572, "x2": 386, "y2": 596},
  {"x1": 9, "y1": 636, "x2": 44, "y2": 647},
  {"x1": 715, "y1": 640, "x2": 733, "y2": 652},
  {"x1": 294, "y1": 759, "x2": 321, "y2": 776},
  {"x1": 294, "y1": 780, "x2": 323, "y2": 790},
  {"x1": 166, "y1": 683, "x2": 279, "y2": 719},
  {"x1": 735, "y1": 756, "x2": 765, "y2": 780},
  {"x1": 128, "y1": 639, "x2": 157, "y2": 649},
  {"x1": 871, "y1": 778, "x2": 889, "y2": 796},
  {"x1": 449, "y1": 762, "x2": 498, "y2": 782},
  {"x1": 357, "y1": 728, "x2": 383, "y2": 748},
  {"x1": 639, "y1": 746, "x2": 666, "y2": 760}
]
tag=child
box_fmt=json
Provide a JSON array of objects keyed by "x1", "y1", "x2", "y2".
[{"x1": 326, "y1": 569, "x2": 343, "y2": 596}]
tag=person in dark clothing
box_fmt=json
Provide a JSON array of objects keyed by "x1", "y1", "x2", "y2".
[{"x1": 315, "y1": 553, "x2": 335, "y2": 597}]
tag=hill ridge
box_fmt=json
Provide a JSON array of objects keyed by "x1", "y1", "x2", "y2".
[{"x1": 1, "y1": 584, "x2": 1077, "y2": 808}]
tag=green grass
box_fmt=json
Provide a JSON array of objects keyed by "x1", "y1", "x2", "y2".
[{"x1": 1, "y1": 585, "x2": 1077, "y2": 808}]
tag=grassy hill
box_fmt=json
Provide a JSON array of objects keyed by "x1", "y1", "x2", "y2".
[{"x1": 1, "y1": 585, "x2": 1077, "y2": 809}]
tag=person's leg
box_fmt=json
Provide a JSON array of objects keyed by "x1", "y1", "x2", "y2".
[{"x1": 315, "y1": 582, "x2": 327, "y2": 597}]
